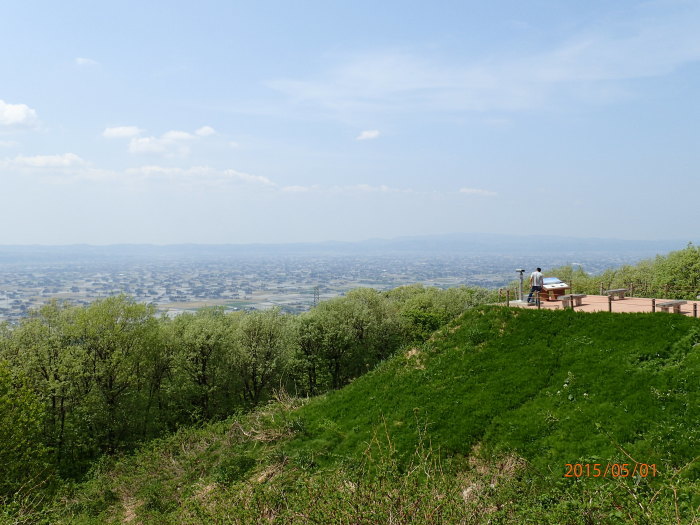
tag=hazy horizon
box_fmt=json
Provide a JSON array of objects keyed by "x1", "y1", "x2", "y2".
[
  {"x1": 0, "y1": 232, "x2": 693, "y2": 261},
  {"x1": 0, "y1": 231, "x2": 696, "y2": 248}
]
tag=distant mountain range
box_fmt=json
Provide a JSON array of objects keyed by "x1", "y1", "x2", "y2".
[{"x1": 0, "y1": 234, "x2": 693, "y2": 263}]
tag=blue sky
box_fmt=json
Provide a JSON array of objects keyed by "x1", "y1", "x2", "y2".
[{"x1": 1, "y1": 0, "x2": 699, "y2": 244}]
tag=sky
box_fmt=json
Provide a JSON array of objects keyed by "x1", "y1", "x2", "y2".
[{"x1": 1, "y1": 0, "x2": 699, "y2": 245}]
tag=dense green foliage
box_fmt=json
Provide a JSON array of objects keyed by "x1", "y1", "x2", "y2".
[
  {"x1": 0, "y1": 285, "x2": 493, "y2": 506},
  {"x1": 544, "y1": 243, "x2": 700, "y2": 299},
  {"x1": 26, "y1": 307, "x2": 699, "y2": 524},
  {"x1": 0, "y1": 363, "x2": 51, "y2": 499}
]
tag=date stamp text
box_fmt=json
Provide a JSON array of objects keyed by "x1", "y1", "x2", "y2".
[{"x1": 564, "y1": 463, "x2": 657, "y2": 478}]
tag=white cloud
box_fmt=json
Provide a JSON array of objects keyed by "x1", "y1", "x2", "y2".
[
  {"x1": 283, "y1": 183, "x2": 399, "y2": 194},
  {"x1": 125, "y1": 165, "x2": 203, "y2": 179},
  {"x1": 102, "y1": 126, "x2": 143, "y2": 138},
  {"x1": 269, "y1": 5, "x2": 700, "y2": 115},
  {"x1": 356, "y1": 130, "x2": 380, "y2": 140},
  {"x1": 119, "y1": 167, "x2": 408, "y2": 193},
  {"x1": 459, "y1": 187, "x2": 496, "y2": 197},
  {"x1": 128, "y1": 137, "x2": 168, "y2": 154},
  {"x1": 1, "y1": 152, "x2": 447, "y2": 199},
  {"x1": 195, "y1": 126, "x2": 216, "y2": 137},
  {"x1": 280, "y1": 183, "x2": 418, "y2": 195},
  {"x1": 12, "y1": 153, "x2": 86, "y2": 168},
  {"x1": 0, "y1": 99, "x2": 38, "y2": 127},
  {"x1": 0, "y1": 140, "x2": 19, "y2": 148},
  {"x1": 128, "y1": 130, "x2": 194, "y2": 155},
  {"x1": 2, "y1": 156, "x2": 277, "y2": 188},
  {"x1": 105, "y1": 125, "x2": 216, "y2": 156},
  {"x1": 162, "y1": 130, "x2": 195, "y2": 141},
  {"x1": 119, "y1": 128, "x2": 226, "y2": 156},
  {"x1": 1, "y1": 160, "x2": 244, "y2": 187},
  {"x1": 223, "y1": 169, "x2": 275, "y2": 186},
  {"x1": 75, "y1": 57, "x2": 99, "y2": 67},
  {"x1": 0, "y1": 154, "x2": 114, "y2": 184},
  {"x1": 116, "y1": 165, "x2": 277, "y2": 190}
]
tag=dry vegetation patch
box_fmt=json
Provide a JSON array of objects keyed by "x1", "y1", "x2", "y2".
[
  {"x1": 120, "y1": 496, "x2": 140, "y2": 524},
  {"x1": 405, "y1": 347, "x2": 426, "y2": 369},
  {"x1": 457, "y1": 444, "x2": 527, "y2": 512},
  {"x1": 255, "y1": 458, "x2": 288, "y2": 484}
]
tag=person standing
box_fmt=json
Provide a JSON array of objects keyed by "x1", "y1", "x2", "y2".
[{"x1": 527, "y1": 267, "x2": 544, "y2": 303}]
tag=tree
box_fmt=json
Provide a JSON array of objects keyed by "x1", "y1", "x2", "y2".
[
  {"x1": 234, "y1": 309, "x2": 290, "y2": 405},
  {"x1": 3, "y1": 301, "x2": 85, "y2": 474},
  {"x1": 0, "y1": 361, "x2": 51, "y2": 499},
  {"x1": 70, "y1": 296, "x2": 158, "y2": 456},
  {"x1": 293, "y1": 312, "x2": 327, "y2": 396},
  {"x1": 167, "y1": 308, "x2": 235, "y2": 421}
]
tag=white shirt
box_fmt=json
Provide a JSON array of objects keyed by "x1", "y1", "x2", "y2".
[{"x1": 530, "y1": 271, "x2": 544, "y2": 287}]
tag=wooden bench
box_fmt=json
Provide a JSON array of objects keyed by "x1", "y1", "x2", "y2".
[
  {"x1": 560, "y1": 294, "x2": 587, "y2": 308},
  {"x1": 656, "y1": 300, "x2": 687, "y2": 314},
  {"x1": 604, "y1": 288, "x2": 627, "y2": 300}
]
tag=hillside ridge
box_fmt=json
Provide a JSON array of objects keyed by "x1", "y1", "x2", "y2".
[{"x1": 48, "y1": 306, "x2": 700, "y2": 523}]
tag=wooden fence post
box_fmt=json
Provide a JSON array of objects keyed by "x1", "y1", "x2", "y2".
[
  {"x1": 608, "y1": 295, "x2": 612, "y2": 313},
  {"x1": 652, "y1": 298, "x2": 656, "y2": 313},
  {"x1": 694, "y1": 303, "x2": 697, "y2": 318},
  {"x1": 506, "y1": 289, "x2": 510, "y2": 307}
]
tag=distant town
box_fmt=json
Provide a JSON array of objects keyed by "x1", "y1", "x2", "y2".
[{"x1": 0, "y1": 240, "x2": 664, "y2": 322}]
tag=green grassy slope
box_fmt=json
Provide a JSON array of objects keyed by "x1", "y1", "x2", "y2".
[
  {"x1": 39, "y1": 307, "x2": 700, "y2": 524},
  {"x1": 288, "y1": 307, "x2": 699, "y2": 473}
]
